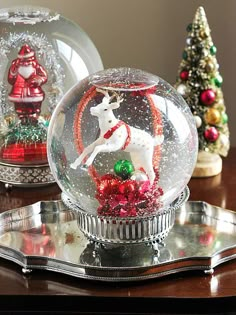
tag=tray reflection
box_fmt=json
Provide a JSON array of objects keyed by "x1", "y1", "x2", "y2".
[{"x1": 0, "y1": 200, "x2": 236, "y2": 281}]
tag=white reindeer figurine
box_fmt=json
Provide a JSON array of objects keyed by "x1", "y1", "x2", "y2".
[{"x1": 71, "y1": 88, "x2": 164, "y2": 184}]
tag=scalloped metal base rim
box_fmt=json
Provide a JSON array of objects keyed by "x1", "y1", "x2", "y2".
[{"x1": 0, "y1": 162, "x2": 55, "y2": 187}]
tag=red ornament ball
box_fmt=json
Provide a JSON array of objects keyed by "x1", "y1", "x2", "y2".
[
  {"x1": 204, "y1": 127, "x2": 219, "y2": 142},
  {"x1": 199, "y1": 231, "x2": 214, "y2": 246},
  {"x1": 180, "y1": 70, "x2": 189, "y2": 81},
  {"x1": 200, "y1": 89, "x2": 216, "y2": 106}
]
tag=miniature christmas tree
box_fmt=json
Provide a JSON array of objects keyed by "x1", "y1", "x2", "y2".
[{"x1": 175, "y1": 6, "x2": 230, "y2": 177}]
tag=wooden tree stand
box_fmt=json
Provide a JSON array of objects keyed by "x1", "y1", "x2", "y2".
[{"x1": 192, "y1": 151, "x2": 222, "y2": 178}]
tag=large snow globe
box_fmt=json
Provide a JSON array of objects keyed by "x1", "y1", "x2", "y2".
[
  {"x1": 48, "y1": 68, "x2": 198, "y2": 249},
  {"x1": 0, "y1": 6, "x2": 103, "y2": 187}
]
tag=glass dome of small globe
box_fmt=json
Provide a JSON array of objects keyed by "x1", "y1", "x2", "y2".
[{"x1": 48, "y1": 67, "x2": 198, "y2": 244}]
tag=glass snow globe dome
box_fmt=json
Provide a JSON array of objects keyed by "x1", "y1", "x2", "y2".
[
  {"x1": 48, "y1": 68, "x2": 198, "y2": 243},
  {"x1": 0, "y1": 5, "x2": 103, "y2": 186}
]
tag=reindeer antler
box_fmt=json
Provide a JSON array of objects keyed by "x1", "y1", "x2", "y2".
[
  {"x1": 96, "y1": 88, "x2": 109, "y2": 98},
  {"x1": 116, "y1": 93, "x2": 124, "y2": 104},
  {"x1": 96, "y1": 88, "x2": 123, "y2": 104}
]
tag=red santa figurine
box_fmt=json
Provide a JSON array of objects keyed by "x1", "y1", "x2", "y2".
[{"x1": 8, "y1": 44, "x2": 47, "y2": 124}]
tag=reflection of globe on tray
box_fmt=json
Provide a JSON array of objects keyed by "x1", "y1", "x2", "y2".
[
  {"x1": 0, "y1": 6, "x2": 103, "y2": 187},
  {"x1": 48, "y1": 68, "x2": 198, "y2": 244}
]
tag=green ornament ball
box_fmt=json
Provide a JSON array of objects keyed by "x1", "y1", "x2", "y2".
[
  {"x1": 114, "y1": 160, "x2": 134, "y2": 180},
  {"x1": 44, "y1": 120, "x2": 50, "y2": 127},
  {"x1": 213, "y1": 75, "x2": 223, "y2": 87},
  {"x1": 221, "y1": 112, "x2": 228, "y2": 124},
  {"x1": 182, "y1": 50, "x2": 188, "y2": 60},
  {"x1": 210, "y1": 45, "x2": 217, "y2": 56},
  {"x1": 186, "y1": 23, "x2": 192, "y2": 32}
]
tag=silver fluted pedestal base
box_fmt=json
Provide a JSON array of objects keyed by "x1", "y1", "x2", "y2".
[
  {"x1": 62, "y1": 188, "x2": 189, "y2": 259},
  {"x1": 62, "y1": 188, "x2": 189, "y2": 245}
]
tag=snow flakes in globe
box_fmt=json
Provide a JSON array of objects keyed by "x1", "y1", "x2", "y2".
[{"x1": 48, "y1": 67, "x2": 198, "y2": 219}]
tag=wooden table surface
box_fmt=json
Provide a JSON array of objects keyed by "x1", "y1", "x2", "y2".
[{"x1": 0, "y1": 148, "x2": 235, "y2": 314}]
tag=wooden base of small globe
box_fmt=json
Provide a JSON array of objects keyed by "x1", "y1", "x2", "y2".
[{"x1": 192, "y1": 151, "x2": 222, "y2": 178}]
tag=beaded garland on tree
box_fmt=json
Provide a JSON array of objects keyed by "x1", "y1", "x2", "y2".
[{"x1": 175, "y1": 6, "x2": 230, "y2": 157}]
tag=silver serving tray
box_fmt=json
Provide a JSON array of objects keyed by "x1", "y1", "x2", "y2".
[{"x1": 0, "y1": 199, "x2": 236, "y2": 282}]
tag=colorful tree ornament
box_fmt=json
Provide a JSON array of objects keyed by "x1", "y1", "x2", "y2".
[
  {"x1": 204, "y1": 108, "x2": 221, "y2": 125},
  {"x1": 179, "y1": 70, "x2": 189, "y2": 81},
  {"x1": 194, "y1": 115, "x2": 202, "y2": 128},
  {"x1": 200, "y1": 89, "x2": 216, "y2": 106},
  {"x1": 221, "y1": 112, "x2": 228, "y2": 124},
  {"x1": 204, "y1": 126, "x2": 219, "y2": 142},
  {"x1": 175, "y1": 6, "x2": 230, "y2": 176}
]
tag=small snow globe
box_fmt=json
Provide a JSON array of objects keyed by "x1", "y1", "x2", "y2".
[
  {"x1": 48, "y1": 68, "x2": 198, "y2": 247},
  {"x1": 0, "y1": 6, "x2": 103, "y2": 187}
]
